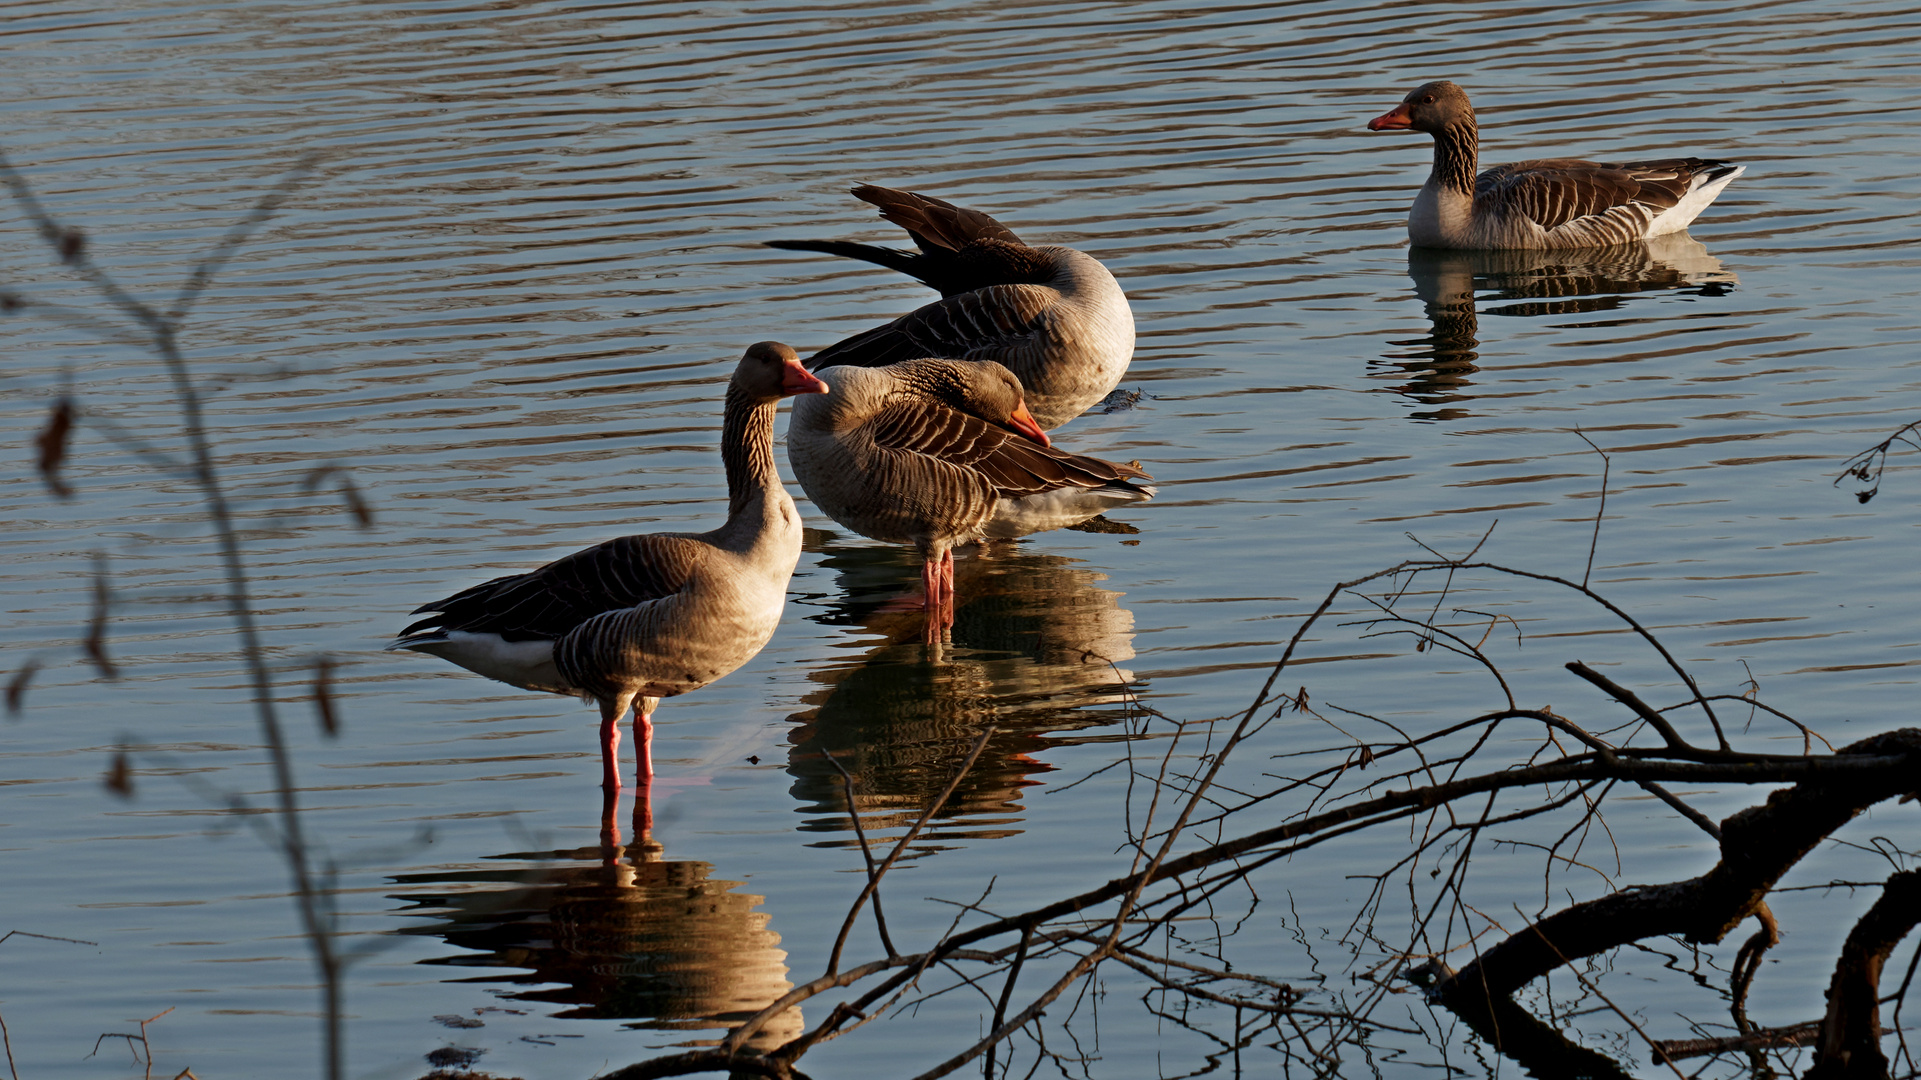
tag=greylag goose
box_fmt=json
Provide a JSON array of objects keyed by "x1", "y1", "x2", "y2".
[
  {"x1": 1366, "y1": 81, "x2": 1744, "y2": 250},
  {"x1": 767, "y1": 185, "x2": 1134, "y2": 430},
  {"x1": 786, "y1": 357, "x2": 1153, "y2": 634},
  {"x1": 391, "y1": 342, "x2": 829, "y2": 795}
]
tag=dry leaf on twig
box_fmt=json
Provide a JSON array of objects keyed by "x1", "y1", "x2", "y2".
[{"x1": 34, "y1": 398, "x2": 75, "y2": 498}]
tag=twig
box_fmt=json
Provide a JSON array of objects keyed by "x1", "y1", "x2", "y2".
[
  {"x1": 168, "y1": 157, "x2": 316, "y2": 323},
  {"x1": 0, "y1": 1009, "x2": 15, "y2": 1080},
  {"x1": 984, "y1": 925, "x2": 1034, "y2": 1080},
  {"x1": 825, "y1": 727, "x2": 996, "y2": 975},
  {"x1": 1, "y1": 152, "x2": 341, "y2": 1080},
  {"x1": 1572, "y1": 428, "x2": 1610, "y2": 588},
  {"x1": 0, "y1": 930, "x2": 97, "y2": 947},
  {"x1": 1517, "y1": 909, "x2": 1685, "y2": 1079},
  {"x1": 824, "y1": 751, "x2": 897, "y2": 960},
  {"x1": 1563, "y1": 662, "x2": 1687, "y2": 751},
  {"x1": 1730, "y1": 903, "x2": 1780, "y2": 1031},
  {"x1": 1833, "y1": 419, "x2": 1921, "y2": 503},
  {"x1": 84, "y1": 555, "x2": 115, "y2": 679},
  {"x1": 1648, "y1": 1022, "x2": 1821, "y2": 1060}
]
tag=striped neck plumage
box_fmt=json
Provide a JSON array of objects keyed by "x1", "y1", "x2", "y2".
[
  {"x1": 720, "y1": 387, "x2": 782, "y2": 519},
  {"x1": 1430, "y1": 119, "x2": 1479, "y2": 196}
]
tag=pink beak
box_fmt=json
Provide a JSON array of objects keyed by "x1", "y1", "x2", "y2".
[
  {"x1": 1367, "y1": 103, "x2": 1413, "y2": 131},
  {"x1": 782, "y1": 358, "x2": 830, "y2": 396},
  {"x1": 1005, "y1": 403, "x2": 1050, "y2": 447}
]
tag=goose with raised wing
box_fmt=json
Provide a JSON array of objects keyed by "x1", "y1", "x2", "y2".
[
  {"x1": 787, "y1": 357, "x2": 1153, "y2": 635},
  {"x1": 767, "y1": 185, "x2": 1134, "y2": 430},
  {"x1": 1366, "y1": 81, "x2": 1744, "y2": 250},
  {"x1": 390, "y1": 342, "x2": 829, "y2": 795}
]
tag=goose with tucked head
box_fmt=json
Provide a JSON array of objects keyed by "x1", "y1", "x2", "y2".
[{"x1": 787, "y1": 357, "x2": 1153, "y2": 636}]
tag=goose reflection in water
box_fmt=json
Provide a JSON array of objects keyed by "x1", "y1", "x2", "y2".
[
  {"x1": 787, "y1": 535, "x2": 1140, "y2": 846},
  {"x1": 389, "y1": 799, "x2": 801, "y2": 1049},
  {"x1": 1379, "y1": 233, "x2": 1739, "y2": 421}
]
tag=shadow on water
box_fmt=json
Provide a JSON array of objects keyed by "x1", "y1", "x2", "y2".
[
  {"x1": 1378, "y1": 233, "x2": 1739, "y2": 421},
  {"x1": 388, "y1": 798, "x2": 802, "y2": 1049},
  {"x1": 787, "y1": 536, "x2": 1143, "y2": 849}
]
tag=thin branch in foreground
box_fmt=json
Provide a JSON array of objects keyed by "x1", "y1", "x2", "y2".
[
  {"x1": 824, "y1": 750, "x2": 897, "y2": 960},
  {"x1": 84, "y1": 555, "x2": 115, "y2": 679},
  {"x1": 824, "y1": 726, "x2": 997, "y2": 976},
  {"x1": 1651, "y1": 1022, "x2": 1821, "y2": 1061},
  {"x1": 1572, "y1": 427, "x2": 1610, "y2": 588},
  {"x1": 167, "y1": 156, "x2": 316, "y2": 323},
  {"x1": 311, "y1": 656, "x2": 340, "y2": 738},
  {"x1": 1518, "y1": 908, "x2": 1685, "y2": 1079},
  {"x1": 3, "y1": 152, "x2": 342, "y2": 1080},
  {"x1": 1834, "y1": 419, "x2": 1921, "y2": 503}
]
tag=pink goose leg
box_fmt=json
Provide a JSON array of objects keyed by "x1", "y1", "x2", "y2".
[
  {"x1": 921, "y1": 547, "x2": 957, "y2": 643},
  {"x1": 635, "y1": 706, "x2": 655, "y2": 783},
  {"x1": 633, "y1": 704, "x2": 656, "y2": 837},
  {"x1": 938, "y1": 549, "x2": 956, "y2": 618},
  {"x1": 598, "y1": 698, "x2": 624, "y2": 795},
  {"x1": 598, "y1": 784, "x2": 622, "y2": 853}
]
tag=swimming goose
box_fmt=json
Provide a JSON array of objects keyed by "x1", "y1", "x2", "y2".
[
  {"x1": 786, "y1": 358, "x2": 1153, "y2": 634},
  {"x1": 767, "y1": 184, "x2": 1135, "y2": 430},
  {"x1": 1367, "y1": 81, "x2": 1744, "y2": 250},
  {"x1": 391, "y1": 342, "x2": 829, "y2": 794}
]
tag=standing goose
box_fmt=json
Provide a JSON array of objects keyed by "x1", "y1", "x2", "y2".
[
  {"x1": 767, "y1": 185, "x2": 1135, "y2": 430},
  {"x1": 1366, "y1": 81, "x2": 1744, "y2": 250},
  {"x1": 391, "y1": 343, "x2": 829, "y2": 795},
  {"x1": 787, "y1": 358, "x2": 1154, "y2": 634}
]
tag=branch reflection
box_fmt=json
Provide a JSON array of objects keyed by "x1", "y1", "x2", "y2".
[
  {"x1": 389, "y1": 797, "x2": 801, "y2": 1049},
  {"x1": 789, "y1": 537, "x2": 1141, "y2": 849},
  {"x1": 1379, "y1": 233, "x2": 1739, "y2": 421}
]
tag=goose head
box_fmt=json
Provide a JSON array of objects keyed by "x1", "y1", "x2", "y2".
[
  {"x1": 900, "y1": 358, "x2": 1051, "y2": 446},
  {"x1": 737, "y1": 340, "x2": 830, "y2": 399},
  {"x1": 1368, "y1": 80, "x2": 1475, "y2": 134}
]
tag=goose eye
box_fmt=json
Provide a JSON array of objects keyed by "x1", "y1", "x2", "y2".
[{"x1": 1421, "y1": 95, "x2": 1434, "y2": 104}]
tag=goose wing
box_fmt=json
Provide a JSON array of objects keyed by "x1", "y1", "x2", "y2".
[
  {"x1": 851, "y1": 184, "x2": 1026, "y2": 251},
  {"x1": 1476, "y1": 159, "x2": 1656, "y2": 229},
  {"x1": 807, "y1": 283, "x2": 1057, "y2": 371},
  {"x1": 399, "y1": 534, "x2": 709, "y2": 642},
  {"x1": 1476, "y1": 157, "x2": 1736, "y2": 231},
  {"x1": 867, "y1": 402, "x2": 1150, "y2": 499}
]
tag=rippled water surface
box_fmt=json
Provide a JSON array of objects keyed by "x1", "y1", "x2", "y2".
[{"x1": 6, "y1": 1, "x2": 1921, "y2": 1077}]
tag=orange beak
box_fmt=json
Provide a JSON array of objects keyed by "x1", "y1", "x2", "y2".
[
  {"x1": 1367, "y1": 103, "x2": 1413, "y2": 131},
  {"x1": 1005, "y1": 403, "x2": 1050, "y2": 446},
  {"x1": 781, "y1": 358, "x2": 830, "y2": 396}
]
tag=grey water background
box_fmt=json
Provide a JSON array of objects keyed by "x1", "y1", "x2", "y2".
[{"x1": 4, "y1": 0, "x2": 1921, "y2": 1076}]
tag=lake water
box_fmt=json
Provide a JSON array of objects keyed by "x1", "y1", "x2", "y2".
[{"x1": 4, "y1": 1, "x2": 1921, "y2": 1077}]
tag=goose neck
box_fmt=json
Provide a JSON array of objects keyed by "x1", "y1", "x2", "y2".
[
  {"x1": 720, "y1": 388, "x2": 782, "y2": 519},
  {"x1": 1430, "y1": 120, "x2": 1479, "y2": 196}
]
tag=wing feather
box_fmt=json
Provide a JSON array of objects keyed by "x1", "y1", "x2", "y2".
[
  {"x1": 807, "y1": 284, "x2": 1057, "y2": 371},
  {"x1": 851, "y1": 184, "x2": 1026, "y2": 251},
  {"x1": 401, "y1": 534, "x2": 707, "y2": 642},
  {"x1": 864, "y1": 402, "x2": 1151, "y2": 500},
  {"x1": 1477, "y1": 157, "x2": 1730, "y2": 231}
]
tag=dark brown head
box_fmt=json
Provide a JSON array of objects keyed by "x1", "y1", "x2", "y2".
[
  {"x1": 895, "y1": 358, "x2": 1050, "y2": 446},
  {"x1": 734, "y1": 341, "x2": 830, "y2": 400},
  {"x1": 1367, "y1": 81, "x2": 1475, "y2": 134}
]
